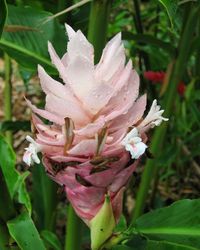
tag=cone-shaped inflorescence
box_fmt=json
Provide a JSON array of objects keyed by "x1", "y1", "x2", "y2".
[{"x1": 23, "y1": 24, "x2": 168, "y2": 249}]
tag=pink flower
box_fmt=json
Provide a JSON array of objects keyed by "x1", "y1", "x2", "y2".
[{"x1": 23, "y1": 25, "x2": 168, "y2": 248}]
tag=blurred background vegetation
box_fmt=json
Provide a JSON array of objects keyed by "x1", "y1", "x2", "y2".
[{"x1": 0, "y1": 0, "x2": 200, "y2": 249}]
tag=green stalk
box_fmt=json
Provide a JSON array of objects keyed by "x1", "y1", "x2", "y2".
[
  {"x1": 32, "y1": 164, "x2": 58, "y2": 231},
  {"x1": 87, "y1": 0, "x2": 112, "y2": 63},
  {"x1": 4, "y1": 53, "x2": 12, "y2": 146},
  {"x1": 132, "y1": 0, "x2": 143, "y2": 34},
  {"x1": 132, "y1": 0, "x2": 150, "y2": 96},
  {"x1": 132, "y1": 0, "x2": 150, "y2": 71},
  {"x1": 65, "y1": 205, "x2": 83, "y2": 250},
  {"x1": 65, "y1": 1, "x2": 111, "y2": 249},
  {"x1": 131, "y1": 3, "x2": 200, "y2": 223}
]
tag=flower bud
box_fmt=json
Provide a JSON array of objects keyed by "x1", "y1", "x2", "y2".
[{"x1": 90, "y1": 194, "x2": 115, "y2": 250}]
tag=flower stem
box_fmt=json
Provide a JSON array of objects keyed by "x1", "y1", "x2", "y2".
[
  {"x1": 131, "y1": 2, "x2": 200, "y2": 223},
  {"x1": 4, "y1": 53, "x2": 12, "y2": 146},
  {"x1": 65, "y1": 205, "x2": 83, "y2": 250}
]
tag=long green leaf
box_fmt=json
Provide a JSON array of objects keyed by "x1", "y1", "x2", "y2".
[
  {"x1": 32, "y1": 164, "x2": 58, "y2": 231},
  {"x1": 41, "y1": 230, "x2": 62, "y2": 250},
  {"x1": 113, "y1": 240, "x2": 197, "y2": 250},
  {"x1": 0, "y1": 0, "x2": 7, "y2": 37},
  {"x1": 0, "y1": 169, "x2": 16, "y2": 221},
  {"x1": 122, "y1": 32, "x2": 175, "y2": 56},
  {"x1": 0, "y1": 135, "x2": 17, "y2": 199},
  {"x1": 7, "y1": 211, "x2": 46, "y2": 250},
  {"x1": 0, "y1": 5, "x2": 66, "y2": 73},
  {"x1": 0, "y1": 120, "x2": 31, "y2": 132},
  {"x1": 146, "y1": 240, "x2": 198, "y2": 250},
  {"x1": 131, "y1": 199, "x2": 200, "y2": 249},
  {"x1": 0, "y1": 135, "x2": 31, "y2": 214}
]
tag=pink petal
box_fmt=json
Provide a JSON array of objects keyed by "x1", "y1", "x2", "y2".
[
  {"x1": 109, "y1": 94, "x2": 147, "y2": 132},
  {"x1": 66, "y1": 55, "x2": 94, "y2": 100},
  {"x1": 38, "y1": 65, "x2": 75, "y2": 102},
  {"x1": 109, "y1": 161, "x2": 138, "y2": 193},
  {"x1": 102, "y1": 70, "x2": 140, "y2": 121},
  {"x1": 48, "y1": 42, "x2": 69, "y2": 84},
  {"x1": 113, "y1": 60, "x2": 132, "y2": 91},
  {"x1": 49, "y1": 155, "x2": 86, "y2": 163},
  {"x1": 68, "y1": 139, "x2": 97, "y2": 156},
  {"x1": 26, "y1": 99, "x2": 64, "y2": 125},
  {"x1": 84, "y1": 153, "x2": 129, "y2": 187},
  {"x1": 66, "y1": 28, "x2": 94, "y2": 64},
  {"x1": 111, "y1": 187, "x2": 125, "y2": 223},
  {"x1": 36, "y1": 133, "x2": 64, "y2": 146},
  {"x1": 65, "y1": 24, "x2": 76, "y2": 40},
  {"x1": 45, "y1": 93, "x2": 91, "y2": 125},
  {"x1": 74, "y1": 116, "x2": 105, "y2": 136},
  {"x1": 66, "y1": 186, "x2": 105, "y2": 216},
  {"x1": 83, "y1": 83, "x2": 114, "y2": 114},
  {"x1": 96, "y1": 33, "x2": 125, "y2": 82}
]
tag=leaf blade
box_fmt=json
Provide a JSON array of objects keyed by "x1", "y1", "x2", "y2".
[
  {"x1": 7, "y1": 211, "x2": 46, "y2": 250},
  {"x1": 131, "y1": 199, "x2": 200, "y2": 249}
]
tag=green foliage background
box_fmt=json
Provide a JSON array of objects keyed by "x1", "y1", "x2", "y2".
[{"x1": 0, "y1": 0, "x2": 200, "y2": 250}]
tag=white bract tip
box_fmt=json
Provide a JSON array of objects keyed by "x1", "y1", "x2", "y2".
[
  {"x1": 139, "y1": 99, "x2": 168, "y2": 130},
  {"x1": 121, "y1": 128, "x2": 147, "y2": 159},
  {"x1": 23, "y1": 136, "x2": 42, "y2": 166}
]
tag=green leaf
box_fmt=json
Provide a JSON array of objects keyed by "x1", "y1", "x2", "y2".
[
  {"x1": 0, "y1": 135, "x2": 17, "y2": 199},
  {"x1": 122, "y1": 32, "x2": 175, "y2": 56},
  {"x1": 0, "y1": 0, "x2": 7, "y2": 38},
  {"x1": 114, "y1": 215, "x2": 127, "y2": 233},
  {"x1": 32, "y1": 164, "x2": 58, "y2": 230},
  {"x1": 14, "y1": 171, "x2": 32, "y2": 215},
  {"x1": 158, "y1": 0, "x2": 178, "y2": 28},
  {"x1": 7, "y1": 211, "x2": 46, "y2": 250},
  {"x1": 0, "y1": 5, "x2": 66, "y2": 73},
  {"x1": 0, "y1": 120, "x2": 31, "y2": 132},
  {"x1": 0, "y1": 169, "x2": 16, "y2": 221},
  {"x1": 146, "y1": 240, "x2": 198, "y2": 250},
  {"x1": 113, "y1": 235, "x2": 198, "y2": 250},
  {"x1": 113, "y1": 240, "x2": 196, "y2": 250},
  {"x1": 112, "y1": 246, "x2": 132, "y2": 250},
  {"x1": 0, "y1": 222, "x2": 10, "y2": 250},
  {"x1": 0, "y1": 135, "x2": 31, "y2": 213},
  {"x1": 130, "y1": 199, "x2": 200, "y2": 249},
  {"x1": 41, "y1": 230, "x2": 62, "y2": 250}
]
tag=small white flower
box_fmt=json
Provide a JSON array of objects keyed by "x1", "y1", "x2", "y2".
[
  {"x1": 138, "y1": 99, "x2": 168, "y2": 130},
  {"x1": 23, "y1": 136, "x2": 42, "y2": 166},
  {"x1": 121, "y1": 127, "x2": 147, "y2": 159}
]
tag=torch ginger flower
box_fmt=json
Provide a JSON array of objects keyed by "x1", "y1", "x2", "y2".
[{"x1": 23, "y1": 24, "x2": 168, "y2": 250}]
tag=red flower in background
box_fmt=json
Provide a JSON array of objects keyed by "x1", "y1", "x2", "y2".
[
  {"x1": 177, "y1": 81, "x2": 186, "y2": 96},
  {"x1": 144, "y1": 71, "x2": 165, "y2": 83},
  {"x1": 144, "y1": 71, "x2": 186, "y2": 96}
]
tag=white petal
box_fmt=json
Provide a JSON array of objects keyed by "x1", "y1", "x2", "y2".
[
  {"x1": 121, "y1": 127, "x2": 147, "y2": 159},
  {"x1": 138, "y1": 99, "x2": 169, "y2": 131}
]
